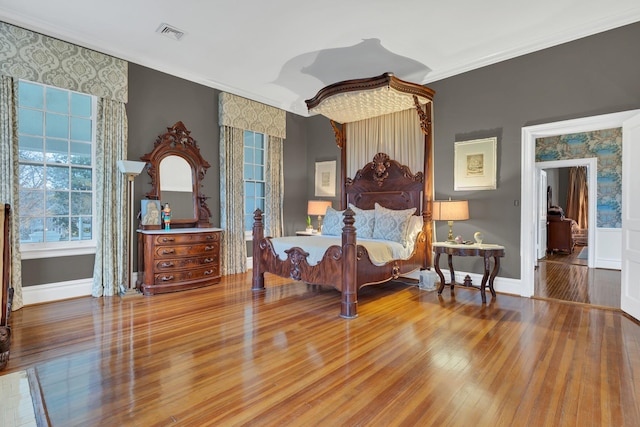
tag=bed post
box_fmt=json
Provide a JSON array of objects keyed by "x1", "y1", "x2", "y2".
[
  {"x1": 340, "y1": 208, "x2": 357, "y2": 318},
  {"x1": 252, "y1": 209, "x2": 265, "y2": 291},
  {"x1": 415, "y1": 97, "x2": 434, "y2": 269}
]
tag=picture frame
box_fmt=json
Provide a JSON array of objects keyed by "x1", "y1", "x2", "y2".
[
  {"x1": 315, "y1": 160, "x2": 336, "y2": 197},
  {"x1": 140, "y1": 200, "x2": 161, "y2": 228},
  {"x1": 454, "y1": 137, "x2": 497, "y2": 191}
]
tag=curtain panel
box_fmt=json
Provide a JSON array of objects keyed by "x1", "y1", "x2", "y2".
[
  {"x1": 265, "y1": 136, "x2": 284, "y2": 238},
  {"x1": 0, "y1": 21, "x2": 127, "y2": 102},
  {"x1": 219, "y1": 125, "x2": 247, "y2": 275},
  {"x1": 0, "y1": 76, "x2": 23, "y2": 310},
  {"x1": 345, "y1": 107, "x2": 424, "y2": 179},
  {"x1": 92, "y1": 99, "x2": 128, "y2": 296}
]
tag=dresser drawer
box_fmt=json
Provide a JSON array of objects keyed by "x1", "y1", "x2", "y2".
[
  {"x1": 154, "y1": 265, "x2": 220, "y2": 285},
  {"x1": 153, "y1": 232, "x2": 219, "y2": 246},
  {"x1": 154, "y1": 242, "x2": 219, "y2": 258},
  {"x1": 154, "y1": 254, "x2": 218, "y2": 271}
]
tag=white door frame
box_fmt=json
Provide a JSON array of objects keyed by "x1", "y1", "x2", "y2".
[
  {"x1": 520, "y1": 109, "x2": 640, "y2": 297},
  {"x1": 535, "y1": 158, "x2": 597, "y2": 269}
]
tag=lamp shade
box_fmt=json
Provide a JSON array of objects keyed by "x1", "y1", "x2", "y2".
[
  {"x1": 117, "y1": 160, "x2": 146, "y2": 175},
  {"x1": 432, "y1": 200, "x2": 469, "y2": 221},
  {"x1": 307, "y1": 200, "x2": 332, "y2": 216}
]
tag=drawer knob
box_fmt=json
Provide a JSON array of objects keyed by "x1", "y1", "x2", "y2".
[
  {"x1": 161, "y1": 237, "x2": 176, "y2": 242},
  {"x1": 160, "y1": 275, "x2": 174, "y2": 282},
  {"x1": 205, "y1": 245, "x2": 214, "y2": 251},
  {"x1": 204, "y1": 269, "x2": 213, "y2": 275},
  {"x1": 204, "y1": 258, "x2": 213, "y2": 263},
  {"x1": 162, "y1": 249, "x2": 176, "y2": 255},
  {"x1": 160, "y1": 262, "x2": 174, "y2": 268}
]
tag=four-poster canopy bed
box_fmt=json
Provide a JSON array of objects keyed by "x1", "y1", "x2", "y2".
[{"x1": 252, "y1": 72, "x2": 435, "y2": 318}]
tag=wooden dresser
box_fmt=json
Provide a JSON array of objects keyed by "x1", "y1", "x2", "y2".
[{"x1": 137, "y1": 228, "x2": 222, "y2": 295}]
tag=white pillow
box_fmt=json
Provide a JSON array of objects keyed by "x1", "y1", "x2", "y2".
[
  {"x1": 405, "y1": 215, "x2": 424, "y2": 253},
  {"x1": 321, "y1": 206, "x2": 343, "y2": 236},
  {"x1": 372, "y1": 203, "x2": 416, "y2": 246},
  {"x1": 349, "y1": 204, "x2": 375, "y2": 239}
]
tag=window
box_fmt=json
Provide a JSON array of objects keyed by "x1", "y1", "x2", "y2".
[
  {"x1": 244, "y1": 130, "x2": 266, "y2": 238},
  {"x1": 17, "y1": 80, "x2": 96, "y2": 257}
]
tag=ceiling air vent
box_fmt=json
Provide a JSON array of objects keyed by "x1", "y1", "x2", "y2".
[{"x1": 156, "y1": 23, "x2": 185, "y2": 41}]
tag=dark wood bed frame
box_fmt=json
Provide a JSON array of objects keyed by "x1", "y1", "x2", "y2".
[
  {"x1": 252, "y1": 153, "x2": 432, "y2": 318},
  {"x1": 252, "y1": 73, "x2": 434, "y2": 318}
]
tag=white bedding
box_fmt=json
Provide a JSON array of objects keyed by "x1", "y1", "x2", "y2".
[{"x1": 269, "y1": 235, "x2": 412, "y2": 266}]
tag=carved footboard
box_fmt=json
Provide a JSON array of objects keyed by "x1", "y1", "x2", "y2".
[{"x1": 252, "y1": 208, "x2": 426, "y2": 318}]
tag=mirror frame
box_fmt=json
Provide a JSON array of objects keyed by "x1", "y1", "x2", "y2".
[{"x1": 140, "y1": 121, "x2": 212, "y2": 229}]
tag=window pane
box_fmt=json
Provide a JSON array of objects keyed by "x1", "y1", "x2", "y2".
[
  {"x1": 46, "y1": 165, "x2": 69, "y2": 190},
  {"x1": 255, "y1": 133, "x2": 264, "y2": 149},
  {"x1": 20, "y1": 217, "x2": 44, "y2": 243},
  {"x1": 255, "y1": 165, "x2": 264, "y2": 181},
  {"x1": 46, "y1": 87, "x2": 68, "y2": 113},
  {"x1": 256, "y1": 183, "x2": 265, "y2": 197},
  {"x1": 19, "y1": 189, "x2": 45, "y2": 217},
  {"x1": 70, "y1": 142, "x2": 92, "y2": 165},
  {"x1": 245, "y1": 198, "x2": 255, "y2": 215},
  {"x1": 19, "y1": 81, "x2": 43, "y2": 109},
  {"x1": 45, "y1": 112, "x2": 68, "y2": 138},
  {"x1": 71, "y1": 93, "x2": 91, "y2": 117},
  {"x1": 255, "y1": 148, "x2": 264, "y2": 165},
  {"x1": 19, "y1": 164, "x2": 44, "y2": 189},
  {"x1": 71, "y1": 216, "x2": 92, "y2": 240},
  {"x1": 46, "y1": 191, "x2": 69, "y2": 215},
  {"x1": 71, "y1": 117, "x2": 92, "y2": 141},
  {"x1": 71, "y1": 167, "x2": 92, "y2": 190},
  {"x1": 244, "y1": 131, "x2": 254, "y2": 147},
  {"x1": 256, "y1": 198, "x2": 265, "y2": 212},
  {"x1": 46, "y1": 217, "x2": 67, "y2": 242},
  {"x1": 244, "y1": 164, "x2": 253, "y2": 180},
  {"x1": 19, "y1": 136, "x2": 44, "y2": 161},
  {"x1": 245, "y1": 182, "x2": 255, "y2": 197},
  {"x1": 244, "y1": 147, "x2": 254, "y2": 164},
  {"x1": 46, "y1": 139, "x2": 69, "y2": 164},
  {"x1": 19, "y1": 109, "x2": 44, "y2": 136},
  {"x1": 71, "y1": 192, "x2": 92, "y2": 215}
]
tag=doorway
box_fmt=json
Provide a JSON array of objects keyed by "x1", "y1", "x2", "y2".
[{"x1": 521, "y1": 110, "x2": 640, "y2": 306}]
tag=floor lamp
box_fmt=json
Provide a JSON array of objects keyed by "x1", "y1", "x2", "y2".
[{"x1": 117, "y1": 160, "x2": 146, "y2": 297}]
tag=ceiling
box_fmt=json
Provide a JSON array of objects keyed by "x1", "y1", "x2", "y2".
[{"x1": 2, "y1": 0, "x2": 640, "y2": 117}]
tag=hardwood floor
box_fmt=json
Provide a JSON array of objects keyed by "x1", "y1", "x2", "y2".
[
  {"x1": 535, "y1": 245, "x2": 621, "y2": 309},
  {"x1": 2, "y1": 272, "x2": 640, "y2": 426}
]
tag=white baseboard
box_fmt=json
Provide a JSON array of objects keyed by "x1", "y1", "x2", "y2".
[
  {"x1": 448, "y1": 270, "x2": 522, "y2": 296},
  {"x1": 22, "y1": 273, "x2": 139, "y2": 305}
]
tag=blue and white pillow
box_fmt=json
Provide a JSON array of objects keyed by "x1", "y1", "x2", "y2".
[
  {"x1": 321, "y1": 206, "x2": 343, "y2": 236},
  {"x1": 349, "y1": 204, "x2": 375, "y2": 239},
  {"x1": 372, "y1": 203, "x2": 416, "y2": 246}
]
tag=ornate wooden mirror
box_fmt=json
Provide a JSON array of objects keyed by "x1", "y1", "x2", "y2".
[{"x1": 140, "y1": 121, "x2": 212, "y2": 229}]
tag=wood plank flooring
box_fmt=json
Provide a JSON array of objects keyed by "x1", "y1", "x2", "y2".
[
  {"x1": 2, "y1": 272, "x2": 639, "y2": 426},
  {"x1": 536, "y1": 245, "x2": 621, "y2": 309}
]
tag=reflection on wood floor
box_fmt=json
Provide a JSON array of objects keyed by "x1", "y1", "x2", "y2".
[
  {"x1": 535, "y1": 245, "x2": 621, "y2": 309},
  {"x1": 2, "y1": 271, "x2": 639, "y2": 426}
]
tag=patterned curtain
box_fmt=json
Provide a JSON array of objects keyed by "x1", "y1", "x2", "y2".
[
  {"x1": 346, "y1": 107, "x2": 424, "y2": 178},
  {"x1": 219, "y1": 92, "x2": 286, "y2": 274},
  {"x1": 92, "y1": 99, "x2": 128, "y2": 296},
  {"x1": 566, "y1": 166, "x2": 588, "y2": 229},
  {"x1": 0, "y1": 76, "x2": 23, "y2": 310},
  {"x1": 219, "y1": 125, "x2": 246, "y2": 275},
  {"x1": 265, "y1": 136, "x2": 284, "y2": 237}
]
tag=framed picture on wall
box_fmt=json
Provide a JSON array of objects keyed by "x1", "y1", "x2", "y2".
[
  {"x1": 454, "y1": 137, "x2": 497, "y2": 191},
  {"x1": 315, "y1": 160, "x2": 336, "y2": 197}
]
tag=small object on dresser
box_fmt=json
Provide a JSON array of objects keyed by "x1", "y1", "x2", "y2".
[
  {"x1": 474, "y1": 231, "x2": 484, "y2": 244},
  {"x1": 454, "y1": 235, "x2": 464, "y2": 244},
  {"x1": 162, "y1": 203, "x2": 171, "y2": 230}
]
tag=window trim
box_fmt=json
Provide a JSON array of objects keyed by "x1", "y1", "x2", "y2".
[
  {"x1": 17, "y1": 80, "x2": 98, "y2": 256},
  {"x1": 243, "y1": 131, "x2": 267, "y2": 241}
]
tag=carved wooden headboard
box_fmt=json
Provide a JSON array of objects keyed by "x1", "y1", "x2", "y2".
[{"x1": 345, "y1": 153, "x2": 424, "y2": 214}]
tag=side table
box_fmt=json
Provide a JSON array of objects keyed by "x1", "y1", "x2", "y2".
[{"x1": 433, "y1": 242, "x2": 505, "y2": 303}]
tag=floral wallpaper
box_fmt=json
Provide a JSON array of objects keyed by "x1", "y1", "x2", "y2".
[{"x1": 536, "y1": 127, "x2": 622, "y2": 228}]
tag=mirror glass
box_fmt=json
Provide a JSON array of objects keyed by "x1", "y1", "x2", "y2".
[{"x1": 159, "y1": 155, "x2": 195, "y2": 220}]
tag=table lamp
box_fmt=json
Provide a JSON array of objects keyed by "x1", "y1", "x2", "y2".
[
  {"x1": 307, "y1": 200, "x2": 332, "y2": 232},
  {"x1": 432, "y1": 198, "x2": 469, "y2": 242}
]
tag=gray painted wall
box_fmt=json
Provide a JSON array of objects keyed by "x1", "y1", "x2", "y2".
[{"x1": 425, "y1": 21, "x2": 640, "y2": 278}]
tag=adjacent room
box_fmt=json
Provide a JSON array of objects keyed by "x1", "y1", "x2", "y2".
[{"x1": 1, "y1": 2, "x2": 640, "y2": 425}]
